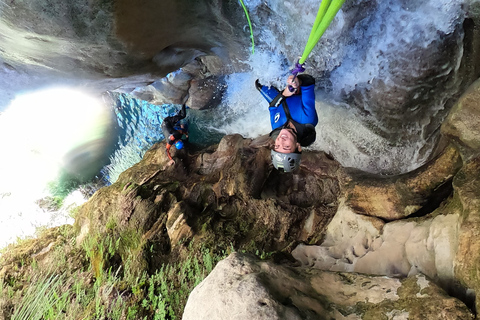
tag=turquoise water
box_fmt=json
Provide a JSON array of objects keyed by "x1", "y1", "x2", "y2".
[{"x1": 101, "y1": 91, "x2": 226, "y2": 184}]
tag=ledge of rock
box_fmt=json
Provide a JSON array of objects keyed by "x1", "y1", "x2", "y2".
[{"x1": 344, "y1": 143, "x2": 462, "y2": 221}]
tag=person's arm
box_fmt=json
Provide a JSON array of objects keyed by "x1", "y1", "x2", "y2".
[
  {"x1": 299, "y1": 76, "x2": 316, "y2": 113},
  {"x1": 166, "y1": 143, "x2": 175, "y2": 165},
  {"x1": 298, "y1": 75, "x2": 317, "y2": 125},
  {"x1": 255, "y1": 79, "x2": 281, "y2": 104}
]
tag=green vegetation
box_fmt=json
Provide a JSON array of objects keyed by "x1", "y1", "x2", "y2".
[
  {"x1": 0, "y1": 227, "x2": 229, "y2": 320},
  {"x1": 10, "y1": 274, "x2": 71, "y2": 320}
]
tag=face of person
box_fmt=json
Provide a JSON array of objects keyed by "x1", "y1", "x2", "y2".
[{"x1": 274, "y1": 128, "x2": 298, "y2": 153}]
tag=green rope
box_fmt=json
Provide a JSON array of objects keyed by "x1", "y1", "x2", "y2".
[
  {"x1": 299, "y1": 0, "x2": 345, "y2": 64},
  {"x1": 239, "y1": 0, "x2": 255, "y2": 54}
]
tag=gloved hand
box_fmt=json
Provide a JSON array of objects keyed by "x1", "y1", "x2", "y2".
[{"x1": 255, "y1": 79, "x2": 263, "y2": 91}]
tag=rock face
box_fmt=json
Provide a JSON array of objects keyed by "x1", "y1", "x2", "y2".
[
  {"x1": 74, "y1": 133, "x2": 342, "y2": 280},
  {"x1": 442, "y1": 78, "x2": 480, "y2": 160},
  {"x1": 345, "y1": 143, "x2": 462, "y2": 220},
  {"x1": 183, "y1": 253, "x2": 474, "y2": 320},
  {"x1": 129, "y1": 56, "x2": 227, "y2": 109},
  {"x1": 0, "y1": 0, "x2": 243, "y2": 78},
  {"x1": 284, "y1": 76, "x2": 480, "y2": 314}
]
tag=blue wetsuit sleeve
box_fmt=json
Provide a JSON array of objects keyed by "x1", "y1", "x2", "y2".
[
  {"x1": 299, "y1": 84, "x2": 318, "y2": 126},
  {"x1": 258, "y1": 85, "x2": 280, "y2": 104}
]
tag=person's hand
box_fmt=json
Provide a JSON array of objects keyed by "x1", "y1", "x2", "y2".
[
  {"x1": 168, "y1": 159, "x2": 175, "y2": 166},
  {"x1": 255, "y1": 79, "x2": 262, "y2": 90},
  {"x1": 282, "y1": 75, "x2": 300, "y2": 97}
]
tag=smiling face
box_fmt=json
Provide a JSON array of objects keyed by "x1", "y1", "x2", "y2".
[{"x1": 274, "y1": 128, "x2": 298, "y2": 153}]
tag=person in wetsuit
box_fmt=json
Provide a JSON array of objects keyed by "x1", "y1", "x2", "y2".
[
  {"x1": 256, "y1": 74, "x2": 317, "y2": 172},
  {"x1": 161, "y1": 104, "x2": 189, "y2": 166}
]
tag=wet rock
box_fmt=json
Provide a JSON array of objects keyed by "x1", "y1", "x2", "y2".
[
  {"x1": 129, "y1": 56, "x2": 227, "y2": 109},
  {"x1": 186, "y1": 76, "x2": 225, "y2": 109},
  {"x1": 442, "y1": 77, "x2": 480, "y2": 161}
]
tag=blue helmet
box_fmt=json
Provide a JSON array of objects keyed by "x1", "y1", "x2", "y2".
[{"x1": 175, "y1": 140, "x2": 184, "y2": 150}]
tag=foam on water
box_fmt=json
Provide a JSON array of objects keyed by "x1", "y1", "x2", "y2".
[
  {"x1": 330, "y1": 0, "x2": 464, "y2": 97},
  {"x1": 214, "y1": 50, "x2": 288, "y2": 138}
]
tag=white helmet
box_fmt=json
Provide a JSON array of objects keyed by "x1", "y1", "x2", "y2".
[{"x1": 270, "y1": 150, "x2": 301, "y2": 172}]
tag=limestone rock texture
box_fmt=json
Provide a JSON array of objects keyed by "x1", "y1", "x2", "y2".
[
  {"x1": 442, "y1": 78, "x2": 480, "y2": 160},
  {"x1": 286, "y1": 76, "x2": 480, "y2": 315},
  {"x1": 183, "y1": 253, "x2": 474, "y2": 320}
]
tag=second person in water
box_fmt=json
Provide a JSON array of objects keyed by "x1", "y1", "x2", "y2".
[{"x1": 256, "y1": 73, "x2": 318, "y2": 172}]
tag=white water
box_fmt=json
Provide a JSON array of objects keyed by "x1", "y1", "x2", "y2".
[{"x1": 0, "y1": 192, "x2": 80, "y2": 249}]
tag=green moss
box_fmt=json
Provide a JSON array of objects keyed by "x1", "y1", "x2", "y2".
[{"x1": 105, "y1": 216, "x2": 117, "y2": 230}]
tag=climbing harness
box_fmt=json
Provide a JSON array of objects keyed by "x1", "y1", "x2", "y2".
[{"x1": 289, "y1": 0, "x2": 346, "y2": 86}]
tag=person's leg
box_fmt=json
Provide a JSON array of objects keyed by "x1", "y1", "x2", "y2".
[
  {"x1": 170, "y1": 104, "x2": 187, "y2": 124},
  {"x1": 177, "y1": 104, "x2": 186, "y2": 119}
]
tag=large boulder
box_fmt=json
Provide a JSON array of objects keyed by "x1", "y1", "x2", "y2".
[
  {"x1": 129, "y1": 56, "x2": 227, "y2": 109},
  {"x1": 183, "y1": 252, "x2": 474, "y2": 320}
]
